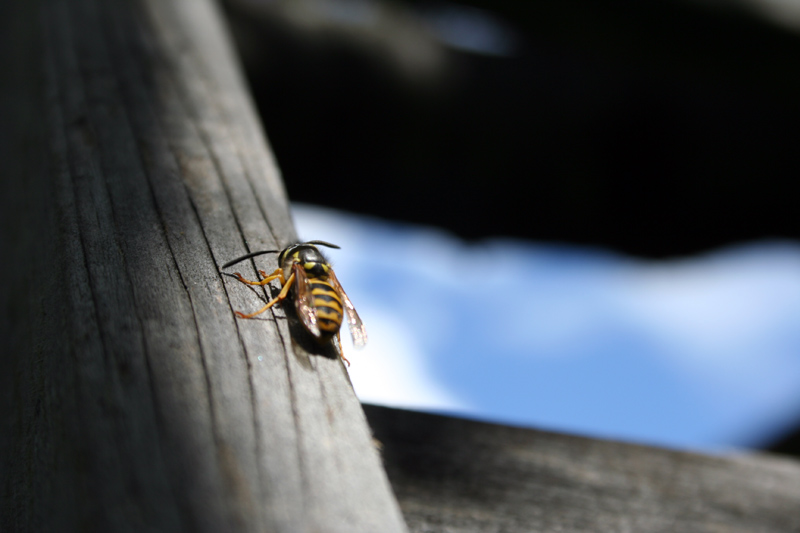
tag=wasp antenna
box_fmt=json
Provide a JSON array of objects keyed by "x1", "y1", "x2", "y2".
[
  {"x1": 305, "y1": 240, "x2": 340, "y2": 249},
  {"x1": 221, "y1": 249, "x2": 279, "y2": 269}
]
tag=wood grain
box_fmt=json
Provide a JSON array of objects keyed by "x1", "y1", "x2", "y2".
[
  {"x1": 0, "y1": 1, "x2": 407, "y2": 531},
  {"x1": 365, "y1": 405, "x2": 800, "y2": 533}
]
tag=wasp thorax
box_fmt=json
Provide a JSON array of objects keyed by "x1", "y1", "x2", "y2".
[{"x1": 303, "y1": 261, "x2": 329, "y2": 277}]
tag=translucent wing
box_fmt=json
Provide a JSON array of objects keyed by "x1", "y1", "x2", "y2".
[
  {"x1": 328, "y1": 270, "x2": 367, "y2": 348},
  {"x1": 292, "y1": 262, "x2": 321, "y2": 338}
]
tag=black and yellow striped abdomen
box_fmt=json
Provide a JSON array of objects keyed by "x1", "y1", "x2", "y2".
[{"x1": 307, "y1": 278, "x2": 343, "y2": 339}]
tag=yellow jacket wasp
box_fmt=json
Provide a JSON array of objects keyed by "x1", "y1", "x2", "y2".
[{"x1": 221, "y1": 241, "x2": 367, "y2": 364}]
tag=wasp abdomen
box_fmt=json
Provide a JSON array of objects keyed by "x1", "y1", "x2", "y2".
[{"x1": 308, "y1": 279, "x2": 343, "y2": 337}]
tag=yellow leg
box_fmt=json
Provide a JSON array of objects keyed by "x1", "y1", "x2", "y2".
[
  {"x1": 336, "y1": 331, "x2": 350, "y2": 366},
  {"x1": 235, "y1": 272, "x2": 295, "y2": 319},
  {"x1": 230, "y1": 267, "x2": 284, "y2": 286}
]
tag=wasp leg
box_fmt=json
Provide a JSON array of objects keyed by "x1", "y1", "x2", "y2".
[
  {"x1": 230, "y1": 268, "x2": 284, "y2": 286},
  {"x1": 235, "y1": 272, "x2": 295, "y2": 319},
  {"x1": 336, "y1": 331, "x2": 351, "y2": 366}
]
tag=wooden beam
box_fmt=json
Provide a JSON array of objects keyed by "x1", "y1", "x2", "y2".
[
  {"x1": 0, "y1": 1, "x2": 407, "y2": 532},
  {"x1": 365, "y1": 405, "x2": 800, "y2": 533}
]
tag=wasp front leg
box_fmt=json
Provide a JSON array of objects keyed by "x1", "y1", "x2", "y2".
[
  {"x1": 229, "y1": 267, "x2": 284, "y2": 287},
  {"x1": 234, "y1": 272, "x2": 296, "y2": 319}
]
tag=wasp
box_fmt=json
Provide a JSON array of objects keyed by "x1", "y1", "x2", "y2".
[{"x1": 221, "y1": 241, "x2": 367, "y2": 364}]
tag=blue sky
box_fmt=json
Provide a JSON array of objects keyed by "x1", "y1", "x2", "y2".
[{"x1": 292, "y1": 203, "x2": 800, "y2": 452}]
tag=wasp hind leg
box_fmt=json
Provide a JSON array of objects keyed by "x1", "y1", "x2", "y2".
[
  {"x1": 335, "y1": 332, "x2": 351, "y2": 367},
  {"x1": 234, "y1": 272, "x2": 295, "y2": 319}
]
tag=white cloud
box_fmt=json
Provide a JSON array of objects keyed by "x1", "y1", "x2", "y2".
[{"x1": 340, "y1": 305, "x2": 467, "y2": 412}]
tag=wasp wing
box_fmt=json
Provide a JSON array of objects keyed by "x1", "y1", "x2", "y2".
[
  {"x1": 328, "y1": 270, "x2": 367, "y2": 348},
  {"x1": 292, "y1": 262, "x2": 321, "y2": 338}
]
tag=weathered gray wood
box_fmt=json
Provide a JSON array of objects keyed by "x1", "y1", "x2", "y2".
[
  {"x1": 0, "y1": 1, "x2": 407, "y2": 532},
  {"x1": 364, "y1": 405, "x2": 800, "y2": 533}
]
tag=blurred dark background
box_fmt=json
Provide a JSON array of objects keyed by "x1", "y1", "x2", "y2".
[{"x1": 221, "y1": 0, "x2": 800, "y2": 453}]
